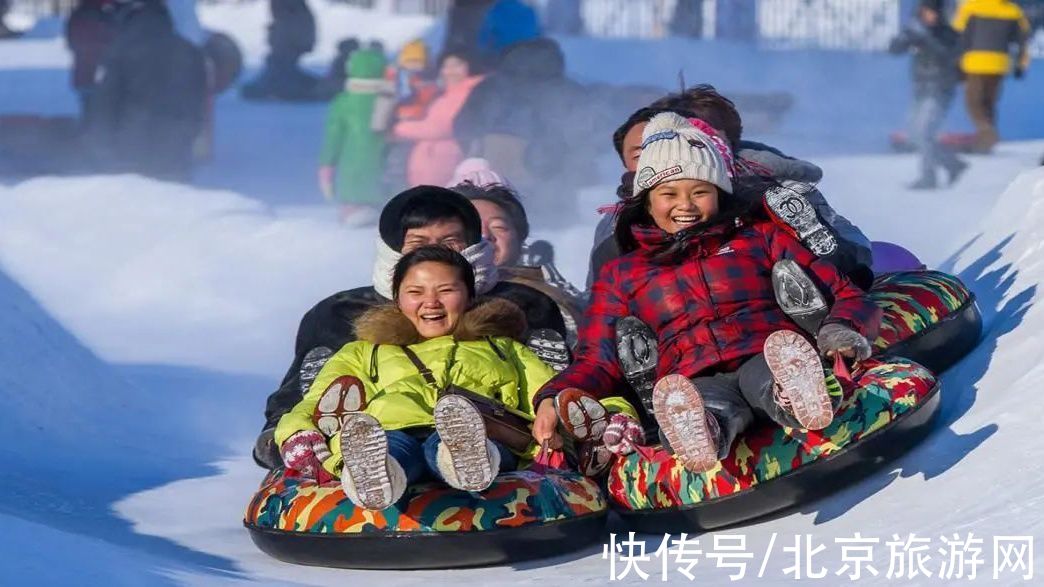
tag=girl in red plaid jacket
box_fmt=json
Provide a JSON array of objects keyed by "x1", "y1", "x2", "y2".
[{"x1": 530, "y1": 113, "x2": 882, "y2": 473}]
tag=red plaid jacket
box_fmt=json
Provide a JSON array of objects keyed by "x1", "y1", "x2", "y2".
[{"x1": 536, "y1": 217, "x2": 882, "y2": 405}]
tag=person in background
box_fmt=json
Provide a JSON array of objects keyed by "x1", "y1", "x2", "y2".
[
  {"x1": 314, "y1": 37, "x2": 360, "y2": 100},
  {"x1": 241, "y1": 0, "x2": 319, "y2": 101},
  {"x1": 393, "y1": 46, "x2": 483, "y2": 187},
  {"x1": 318, "y1": 47, "x2": 395, "y2": 225},
  {"x1": 889, "y1": 0, "x2": 968, "y2": 190},
  {"x1": 393, "y1": 39, "x2": 439, "y2": 121},
  {"x1": 66, "y1": 0, "x2": 119, "y2": 119},
  {"x1": 953, "y1": 0, "x2": 1031, "y2": 153},
  {"x1": 86, "y1": 0, "x2": 206, "y2": 180},
  {"x1": 384, "y1": 39, "x2": 439, "y2": 192},
  {"x1": 448, "y1": 159, "x2": 586, "y2": 348},
  {"x1": 477, "y1": 0, "x2": 541, "y2": 61}
]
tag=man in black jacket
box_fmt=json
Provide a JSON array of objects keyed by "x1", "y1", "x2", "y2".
[
  {"x1": 86, "y1": 1, "x2": 206, "y2": 180},
  {"x1": 890, "y1": 0, "x2": 967, "y2": 189},
  {"x1": 254, "y1": 186, "x2": 567, "y2": 469}
]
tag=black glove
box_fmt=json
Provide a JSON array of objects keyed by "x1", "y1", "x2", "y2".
[
  {"x1": 816, "y1": 323, "x2": 872, "y2": 362},
  {"x1": 1014, "y1": 67, "x2": 1026, "y2": 80}
]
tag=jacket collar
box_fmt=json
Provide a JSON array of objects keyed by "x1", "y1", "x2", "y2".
[
  {"x1": 629, "y1": 218, "x2": 738, "y2": 255},
  {"x1": 371, "y1": 237, "x2": 499, "y2": 300},
  {"x1": 353, "y1": 297, "x2": 527, "y2": 346}
]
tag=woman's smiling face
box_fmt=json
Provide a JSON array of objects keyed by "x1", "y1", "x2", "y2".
[{"x1": 396, "y1": 261, "x2": 470, "y2": 339}]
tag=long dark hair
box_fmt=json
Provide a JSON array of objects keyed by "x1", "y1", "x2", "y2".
[
  {"x1": 392, "y1": 245, "x2": 477, "y2": 300},
  {"x1": 614, "y1": 176, "x2": 772, "y2": 263}
]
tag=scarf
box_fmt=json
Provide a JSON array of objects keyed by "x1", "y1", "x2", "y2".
[{"x1": 371, "y1": 238, "x2": 499, "y2": 300}]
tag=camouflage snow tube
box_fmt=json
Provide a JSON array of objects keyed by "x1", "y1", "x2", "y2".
[
  {"x1": 244, "y1": 469, "x2": 607, "y2": 569},
  {"x1": 608, "y1": 358, "x2": 940, "y2": 533},
  {"x1": 869, "y1": 270, "x2": 981, "y2": 372}
]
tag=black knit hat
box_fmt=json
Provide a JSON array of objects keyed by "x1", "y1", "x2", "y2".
[
  {"x1": 450, "y1": 181, "x2": 530, "y2": 241},
  {"x1": 379, "y1": 185, "x2": 483, "y2": 251},
  {"x1": 919, "y1": 0, "x2": 944, "y2": 12}
]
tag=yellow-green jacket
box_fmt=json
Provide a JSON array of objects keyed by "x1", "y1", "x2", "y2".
[
  {"x1": 954, "y1": 0, "x2": 1031, "y2": 75},
  {"x1": 276, "y1": 298, "x2": 636, "y2": 475}
]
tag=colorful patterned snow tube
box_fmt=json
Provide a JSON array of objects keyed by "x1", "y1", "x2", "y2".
[
  {"x1": 869, "y1": 270, "x2": 981, "y2": 372},
  {"x1": 608, "y1": 358, "x2": 940, "y2": 533},
  {"x1": 244, "y1": 469, "x2": 607, "y2": 569}
]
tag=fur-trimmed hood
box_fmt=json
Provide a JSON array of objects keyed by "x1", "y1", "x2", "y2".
[{"x1": 353, "y1": 297, "x2": 528, "y2": 346}]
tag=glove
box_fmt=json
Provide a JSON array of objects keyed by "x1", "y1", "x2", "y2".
[
  {"x1": 318, "y1": 166, "x2": 335, "y2": 200},
  {"x1": 1014, "y1": 66, "x2": 1026, "y2": 80},
  {"x1": 816, "y1": 323, "x2": 872, "y2": 362},
  {"x1": 602, "y1": 413, "x2": 644, "y2": 456},
  {"x1": 280, "y1": 430, "x2": 333, "y2": 479}
]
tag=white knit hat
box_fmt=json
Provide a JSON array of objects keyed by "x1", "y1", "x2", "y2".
[{"x1": 632, "y1": 112, "x2": 733, "y2": 196}]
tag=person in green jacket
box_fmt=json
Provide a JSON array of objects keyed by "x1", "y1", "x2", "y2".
[
  {"x1": 318, "y1": 47, "x2": 395, "y2": 225},
  {"x1": 277, "y1": 245, "x2": 636, "y2": 511}
]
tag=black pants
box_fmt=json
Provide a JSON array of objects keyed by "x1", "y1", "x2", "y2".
[{"x1": 666, "y1": 354, "x2": 803, "y2": 459}]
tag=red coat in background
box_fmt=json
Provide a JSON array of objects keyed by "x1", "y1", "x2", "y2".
[
  {"x1": 536, "y1": 208, "x2": 882, "y2": 406},
  {"x1": 393, "y1": 75, "x2": 483, "y2": 187}
]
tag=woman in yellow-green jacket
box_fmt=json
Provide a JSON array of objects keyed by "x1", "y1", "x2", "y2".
[{"x1": 276, "y1": 245, "x2": 635, "y2": 511}]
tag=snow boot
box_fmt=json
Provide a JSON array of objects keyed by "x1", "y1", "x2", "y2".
[
  {"x1": 339, "y1": 413, "x2": 407, "y2": 510},
  {"x1": 772, "y1": 259, "x2": 829, "y2": 336},
  {"x1": 553, "y1": 388, "x2": 609, "y2": 442},
  {"x1": 946, "y1": 159, "x2": 969, "y2": 187},
  {"x1": 764, "y1": 181, "x2": 837, "y2": 257},
  {"x1": 298, "y1": 346, "x2": 333, "y2": 395},
  {"x1": 615, "y1": 316, "x2": 658, "y2": 418},
  {"x1": 434, "y1": 395, "x2": 499, "y2": 492},
  {"x1": 525, "y1": 328, "x2": 571, "y2": 373},
  {"x1": 652, "y1": 374, "x2": 724, "y2": 473},
  {"x1": 763, "y1": 330, "x2": 833, "y2": 430},
  {"x1": 313, "y1": 375, "x2": 367, "y2": 437}
]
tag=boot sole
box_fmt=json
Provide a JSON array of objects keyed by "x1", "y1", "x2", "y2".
[
  {"x1": 652, "y1": 374, "x2": 718, "y2": 473},
  {"x1": 554, "y1": 389, "x2": 609, "y2": 442},
  {"x1": 315, "y1": 375, "x2": 366, "y2": 437},
  {"x1": 434, "y1": 395, "x2": 495, "y2": 491},
  {"x1": 339, "y1": 413, "x2": 394, "y2": 510},
  {"x1": 525, "y1": 329, "x2": 571, "y2": 373},
  {"x1": 298, "y1": 346, "x2": 334, "y2": 394},
  {"x1": 615, "y1": 316, "x2": 659, "y2": 415},
  {"x1": 765, "y1": 184, "x2": 837, "y2": 257},
  {"x1": 764, "y1": 330, "x2": 833, "y2": 430}
]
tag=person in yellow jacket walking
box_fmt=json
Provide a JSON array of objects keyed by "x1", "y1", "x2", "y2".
[
  {"x1": 276, "y1": 245, "x2": 636, "y2": 511},
  {"x1": 953, "y1": 0, "x2": 1032, "y2": 152}
]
